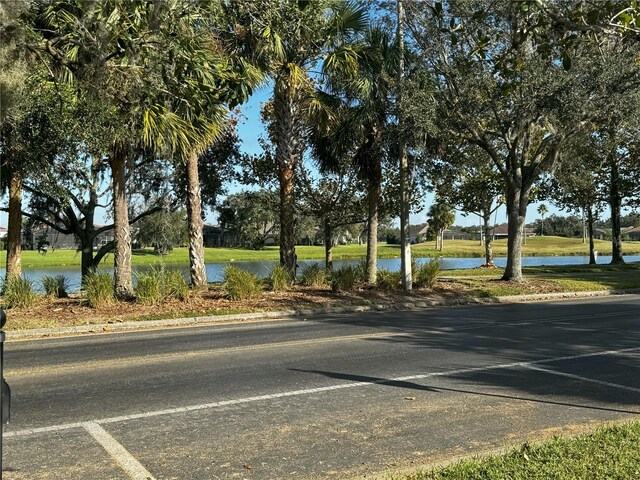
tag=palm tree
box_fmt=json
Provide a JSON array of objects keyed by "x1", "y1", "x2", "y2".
[
  {"x1": 247, "y1": 0, "x2": 367, "y2": 277},
  {"x1": 537, "y1": 204, "x2": 549, "y2": 236},
  {"x1": 427, "y1": 202, "x2": 455, "y2": 252},
  {"x1": 141, "y1": 5, "x2": 262, "y2": 290},
  {"x1": 313, "y1": 25, "x2": 397, "y2": 284}
]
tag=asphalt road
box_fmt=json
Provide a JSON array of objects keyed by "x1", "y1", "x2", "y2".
[{"x1": 3, "y1": 295, "x2": 640, "y2": 479}]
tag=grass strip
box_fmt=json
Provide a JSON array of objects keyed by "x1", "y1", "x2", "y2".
[{"x1": 398, "y1": 421, "x2": 640, "y2": 480}]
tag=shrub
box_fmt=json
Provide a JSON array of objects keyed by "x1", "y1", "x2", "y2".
[
  {"x1": 135, "y1": 266, "x2": 191, "y2": 304},
  {"x1": 300, "y1": 263, "x2": 327, "y2": 287},
  {"x1": 161, "y1": 269, "x2": 190, "y2": 301},
  {"x1": 134, "y1": 272, "x2": 163, "y2": 305},
  {"x1": 2, "y1": 276, "x2": 37, "y2": 309},
  {"x1": 331, "y1": 265, "x2": 357, "y2": 293},
  {"x1": 269, "y1": 265, "x2": 292, "y2": 292},
  {"x1": 84, "y1": 271, "x2": 114, "y2": 308},
  {"x1": 414, "y1": 258, "x2": 440, "y2": 289},
  {"x1": 354, "y1": 258, "x2": 368, "y2": 283},
  {"x1": 376, "y1": 269, "x2": 401, "y2": 291},
  {"x1": 223, "y1": 266, "x2": 263, "y2": 300},
  {"x1": 41, "y1": 275, "x2": 69, "y2": 298}
]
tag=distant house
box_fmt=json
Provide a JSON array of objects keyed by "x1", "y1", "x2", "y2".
[
  {"x1": 489, "y1": 224, "x2": 535, "y2": 239},
  {"x1": 593, "y1": 228, "x2": 610, "y2": 240},
  {"x1": 0, "y1": 227, "x2": 7, "y2": 241},
  {"x1": 31, "y1": 224, "x2": 117, "y2": 250},
  {"x1": 624, "y1": 226, "x2": 640, "y2": 241}
]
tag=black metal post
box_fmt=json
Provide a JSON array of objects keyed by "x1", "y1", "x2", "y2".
[{"x1": 1, "y1": 308, "x2": 7, "y2": 479}]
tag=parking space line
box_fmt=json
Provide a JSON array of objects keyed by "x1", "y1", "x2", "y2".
[
  {"x1": 83, "y1": 421, "x2": 156, "y2": 480},
  {"x1": 524, "y1": 365, "x2": 640, "y2": 394},
  {"x1": 5, "y1": 346, "x2": 640, "y2": 439}
]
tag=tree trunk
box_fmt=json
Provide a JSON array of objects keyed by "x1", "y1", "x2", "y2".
[
  {"x1": 439, "y1": 229, "x2": 443, "y2": 252},
  {"x1": 502, "y1": 183, "x2": 527, "y2": 282},
  {"x1": 587, "y1": 207, "x2": 596, "y2": 265},
  {"x1": 80, "y1": 233, "x2": 95, "y2": 282},
  {"x1": 609, "y1": 158, "x2": 624, "y2": 264},
  {"x1": 274, "y1": 81, "x2": 299, "y2": 277},
  {"x1": 5, "y1": 172, "x2": 23, "y2": 281},
  {"x1": 365, "y1": 177, "x2": 380, "y2": 285},
  {"x1": 483, "y1": 211, "x2": 494, "y2": 266},
  {"x1": 324, "y1": 223, "x2": 333, "y2": 270},
  {"x1": 109, "y1": 145, "x2": 133, "y2": 298},
  {"x1": 186, "y1": 150, "x2": 207, "y2": 289}
]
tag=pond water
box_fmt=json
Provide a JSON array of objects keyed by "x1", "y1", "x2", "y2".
[{"x1": 3, "y1": 254, "x2": 639, "y2": 293}]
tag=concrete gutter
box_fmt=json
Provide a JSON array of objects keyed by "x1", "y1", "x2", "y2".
[{"x1": 6, "y1": 288, "x2": 640, "y2": 341}]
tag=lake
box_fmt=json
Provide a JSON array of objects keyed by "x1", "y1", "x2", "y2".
[{"x1": 3, "y1": 254, "x2": 639, "y2": 293}]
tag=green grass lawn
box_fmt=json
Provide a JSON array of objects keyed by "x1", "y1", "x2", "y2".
[
  {"x1": 444, "y1": 262, "x2": 640, "y2": 298},
  {"x1": 395, "y1": 421, "x2": 640, "y2": 480},
  {"x1": 3, "y1": 236, "x2": 640, "y2": 268}
]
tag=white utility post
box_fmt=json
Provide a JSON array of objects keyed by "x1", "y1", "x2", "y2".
[{"x1": 398, "y1": 0, "x2": 412, "y2": 290}]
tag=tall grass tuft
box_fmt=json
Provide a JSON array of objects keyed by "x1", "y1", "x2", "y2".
[
  {"x1": 331, "y1": 265, "x2": 357, "y2": 293},
  {"x1": 300, "y1": 263, "x2": 328, "y2": 287},
  {"x1": 41, "y1": 275, "x2": 69, "y2": 298},
  {"x1": 414, "y1": 258, "x2": 441, "y2": 289},
  {"x1": 161, "y1": 268, "x2": 191, "y2": 301},
  {"x1": 84, "y1": 271, "x2": 114, "y2": 308},
  {"x1": 223, "y1": 266, "x2": 263, "y2": 300},
  {"x1": 135, "y1": 266, "x2": 191, "y2": 304},
  {"x1": 134, "y1": 272, "x2": 163, "y2": 305},
  {"x1": 2, "y1": 276, "x2": 37, "y2": 309},
  {"x1": 269, "y1": 265, "x2": 292, "y2": 292},
  {"x1": 376, "y1": 269, "x2": 401, "y2": 291},
  {"x1": 354, "y1": 258, "x2": 368, "y2": 283}
]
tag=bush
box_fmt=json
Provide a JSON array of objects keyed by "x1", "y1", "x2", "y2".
[
  {"x1": 300, "y1": 263, "x2": 328, "y2": 287},
  {"x1": 376, "y1": 269, "x2": 401, "y2": 291},
  {"x1": 269, "y1": 265, "x2": 292, "y2": 292},
  {"x1": 2, "y1": 276, "x2": 37, "y2": 309},
  {"x1": 41, "y1": 275, "x2": 69, "y2": 298},
  {"x1": 414, "y1": 258, "x2": 440, "y2": 289},
  {"x1": 161, "y1": 268, "x2": 190, "y2": 301},
  {"x1": 135, "y1": 266, "x2": 191, "y2": 304},
  {"x1": 134, "y1": 272, "x2": 163, "y2": 305},
  {"x1": 331, "y1": 265, "x2": 357, "y2": 293},
  {"x1": 84, "y1": 271, "x2": 114, "y2": 308},
  {"x1": 354, "y1": 258, "x2": 368, "y2": 283},
  {"x1": 223, "y1": 266, "x2": 263, "y2": 300}
]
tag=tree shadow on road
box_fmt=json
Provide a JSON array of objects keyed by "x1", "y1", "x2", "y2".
[{"x1": 308, "y1": 298, "x2": 640, "y2": 409}]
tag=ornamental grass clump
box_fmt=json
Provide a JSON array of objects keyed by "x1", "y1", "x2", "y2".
[
  {"x1": 331, "y1": 265, "x2": 357, "y2": 293},
  {"x1": 300, "y1": 263, "x2": 328, "y2": 287},
  {"x1": 268, "y1": 265, "x2": 292, "y2": 292},
  {"x1": 161, "y1": 268, "x2": 191, "y2": 301},
  {"x1": 2, "y1": 276, "x2": 37, "y2": 309},
  {"x1": 83, "y1": 271, "x2": 114, "y2": 308},
  {"x1": 135, "y1": 266, "x2": 191, "y2": 304},
  {"x1": 41, "y1": 275, "x2": 69, "y2": 298},
  {"x1": 134, "y1": 272, "x2": 163, "y2": 305},
  {"x1": 414, "y1": 258, "x2": 441, "y2": 289},
  {"x1": 223, "y1": 266, "x2": 263, "y2": 300},
  {"x1": 376, "y1": 269, "x2": 401, "y2": 291}
]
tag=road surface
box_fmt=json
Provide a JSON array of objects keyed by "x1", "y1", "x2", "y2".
[{"x1": 3, "y1": 295, "x2": 640, "y2": 479}]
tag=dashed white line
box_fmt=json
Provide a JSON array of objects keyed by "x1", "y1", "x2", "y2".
[
  {"x1": 5, "y1": 345, "x2": 640, "y2": 440},
  {"x1": 83, "y1": 421, "x2": 156, "y2": 480},
  {"x1": 524, "y1": 365, "x2": 640, "y2": 393}
]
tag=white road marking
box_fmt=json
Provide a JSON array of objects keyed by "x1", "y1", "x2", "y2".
[
  {"x1": 5, "y1": 345, "x2": 640, "y2": 439},
  {"x1": 524, "y1": 365, "x2": 640, "y2": 393},
  {"x1": 83, "y1": 421, "x2": 156, "y2": 480}
]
